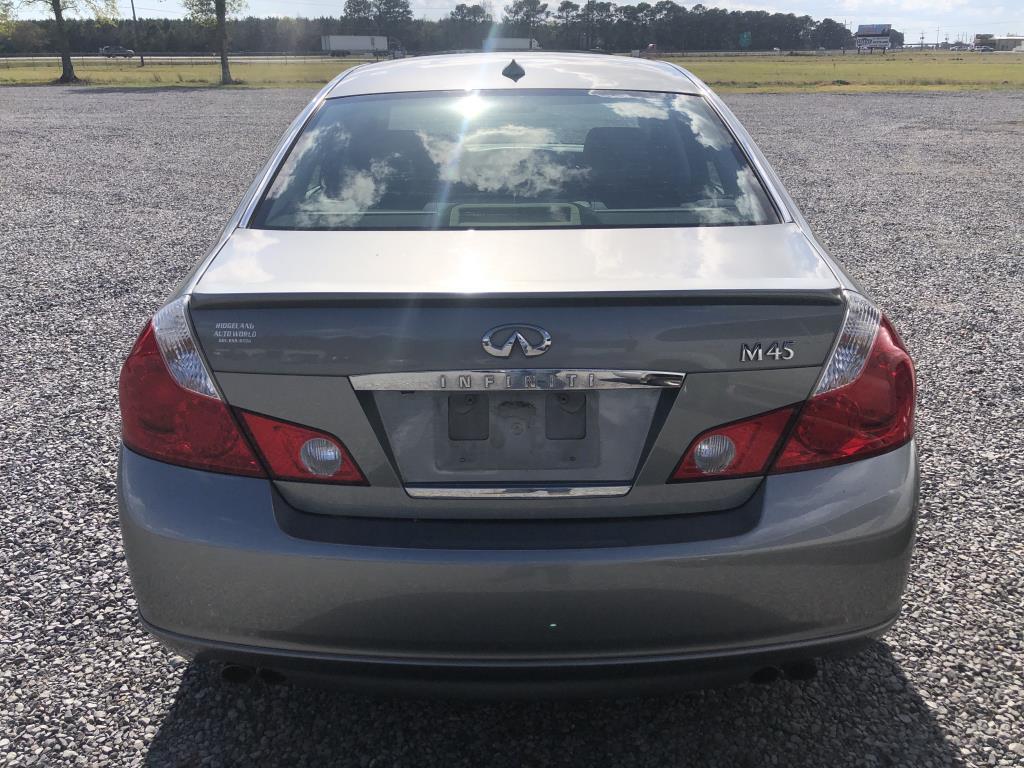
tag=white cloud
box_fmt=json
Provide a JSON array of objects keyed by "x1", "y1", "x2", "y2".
[{"x1": 419, "y1": 126, "x2": 586, "y2": 198}]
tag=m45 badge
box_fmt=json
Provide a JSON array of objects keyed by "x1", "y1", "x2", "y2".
[{"x1": 740, "y1": 341, "x2": 795, "y2": 363}]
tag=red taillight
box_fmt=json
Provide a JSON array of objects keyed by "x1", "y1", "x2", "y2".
[
  {"x1": 668, "y1": 299, "x2": 915, "y2": 482},
  {"x1": 238, "y1": 410, "x2": 366, "y2": 485},
  {"x1": 670, "y1": 406, "x2": 797, "y2": 482},
  {"x1": 119, "y1": 323, "x2": 265, "y2": 477},
  {"x1": 772, "y1": 317, "x2": 914, "y2": 473},
  {"x1": 119, "y1": 300, "x2": 368, "y2": 486}
]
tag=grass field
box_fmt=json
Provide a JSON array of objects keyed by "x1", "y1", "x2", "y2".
[
  {"x1": 0, "y1": 57, "x2": 359, "y2": 88},
  {"x1": 0, "y1": 51, "x2": 1021, "y2": 91},
  {"x1": 670, "y1": 51, "x2": 1024, "y2": 92}
]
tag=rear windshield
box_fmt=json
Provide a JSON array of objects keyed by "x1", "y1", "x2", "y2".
[{"x1": 251, "y1": 89, "x2": 779, "y2": 231}]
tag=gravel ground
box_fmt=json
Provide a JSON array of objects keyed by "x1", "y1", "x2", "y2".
[{"x1": 1, "y1": 85, "x2": 1022, "y2": 767}]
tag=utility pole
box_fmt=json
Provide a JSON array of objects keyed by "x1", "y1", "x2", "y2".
[{"x1": 129, "y1": 0, "x2": 144, "y2": 67}]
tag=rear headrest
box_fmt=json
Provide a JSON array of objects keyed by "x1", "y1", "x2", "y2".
[{"x1": 582, "y1": 127, "x2": 649, "y2": 176}]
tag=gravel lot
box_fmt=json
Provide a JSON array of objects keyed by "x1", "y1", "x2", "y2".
[{"x1": 1, "y1": 85, "x2": 1022, "y2": 767}]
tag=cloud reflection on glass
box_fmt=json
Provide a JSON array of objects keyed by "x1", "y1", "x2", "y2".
[{"x1": 254, "y1": 90, "x2": 778, "y2": 230}]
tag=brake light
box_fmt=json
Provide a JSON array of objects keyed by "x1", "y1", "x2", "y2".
[
  {"x1": 772, "y1": 312, "x2": 914, "y2": 473},
  {"x1": 238, "y1": 411, "x2": 366, "y2": 485},
  {"x1": 118, "y1": 298, "x2": 265, "y2": 477}
]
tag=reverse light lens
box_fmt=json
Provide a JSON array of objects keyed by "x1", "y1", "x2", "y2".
[
  {"x1": 300, "y1": 438, "x2": 343, "y2": 476},
  {"x1": 693, "y1": 435, "x2": 736, "y2": 474},
  {"x1": 814, "y1": 291, "x2": 881, "y2": 395},
  {"x1": 151, "y1": 297, "x2": 219, "y2": 397},
  {"x1": 239, "y1": 411, "x2": 366, "y2": 485},
  {"x1": 671, "y1": 406, "x2": 796, "y2": 482}
]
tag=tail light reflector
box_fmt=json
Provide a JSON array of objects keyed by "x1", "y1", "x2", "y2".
[{"x1": 238, "y1": 411, "x2": 366, "y2": 485}]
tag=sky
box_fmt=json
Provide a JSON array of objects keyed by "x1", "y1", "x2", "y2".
[{"x1": 30, "y1": 0, "x2": 1024, "y2": 42}]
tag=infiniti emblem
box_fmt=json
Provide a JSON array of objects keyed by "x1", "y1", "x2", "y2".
[{"x1": 481, "y1": 324, "x2": 552, "y2": 358}]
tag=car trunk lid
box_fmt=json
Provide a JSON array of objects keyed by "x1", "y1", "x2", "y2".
[{"x1": 190, "y1": 224, "x2": 843, "y2": 517}]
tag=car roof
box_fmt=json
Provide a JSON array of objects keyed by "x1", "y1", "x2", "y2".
[{"x1": 325, "y1": 52, "x2": 703, "y2": 98}]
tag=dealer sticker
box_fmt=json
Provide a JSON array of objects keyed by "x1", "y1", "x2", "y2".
[{"x1": 213, "y1": 321, "x2": 256, "y2": 344}]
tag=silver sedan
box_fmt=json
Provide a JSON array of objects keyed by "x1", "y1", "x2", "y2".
[{"x1": 117, "y1": 52, "x2": 917, "y2": 694}]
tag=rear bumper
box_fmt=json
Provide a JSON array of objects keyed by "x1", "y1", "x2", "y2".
[
  {"x1": 143, "y1": 614, "x2": 892, "y2": 696},
  {"x1": 119, "y1": 442, "x2": 918, "y2": 691}
]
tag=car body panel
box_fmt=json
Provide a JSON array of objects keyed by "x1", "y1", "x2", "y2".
[{"x1": 119, "y1": 441, "x2": 917, "y2": 659}]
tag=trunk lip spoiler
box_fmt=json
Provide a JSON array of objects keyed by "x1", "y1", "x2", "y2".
[{"x1": 189, "y1": 288, "x2": 845, "y2": 311}]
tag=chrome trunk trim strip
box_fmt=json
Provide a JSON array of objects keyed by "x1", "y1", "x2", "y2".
[
  {"x1": 349, "y1": 370, "x2": 685, "y2": 392},
  {"x1": 404, "y1": 485, "x2": 632, "y2": 499}
]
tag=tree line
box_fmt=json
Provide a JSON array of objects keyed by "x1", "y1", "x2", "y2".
[{"x1": 1, "y1": 2, "x2": 862, "y2": 58}]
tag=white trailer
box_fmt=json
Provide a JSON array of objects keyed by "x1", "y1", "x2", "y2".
[
  {"x1": 321, "y1": 35, "x2": 390, "y2": 56},
  {"x1": 485, "y1": 37, "x2": 542, "y2": 51}
]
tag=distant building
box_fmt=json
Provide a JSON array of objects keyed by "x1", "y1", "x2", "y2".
[
  {"x1": 974, "y1": 34, "x2": 1024, "y2": 51},
  {"x1": 855, "y1": 24, "x2": 893, "y2": 52}
]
